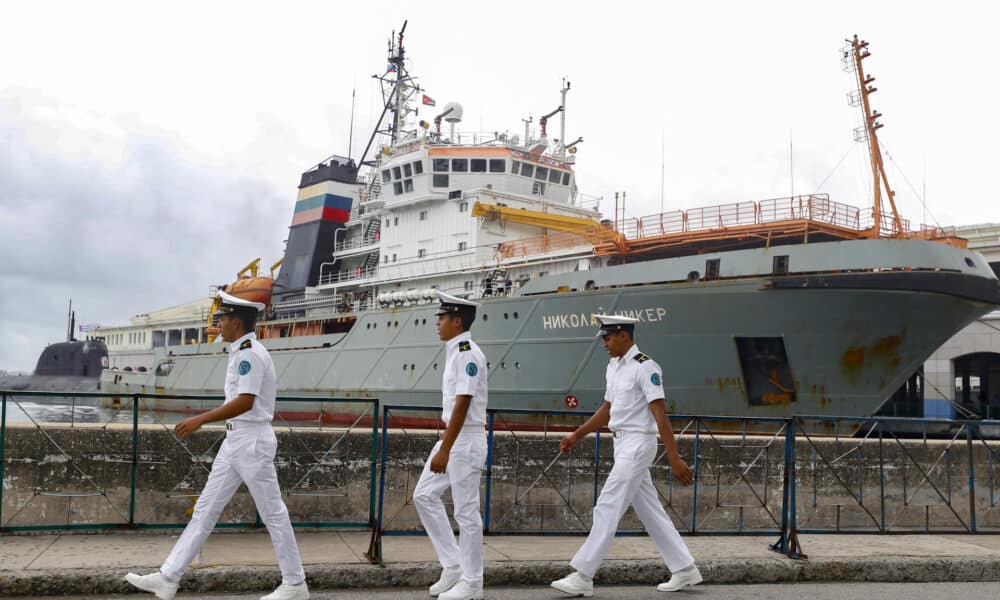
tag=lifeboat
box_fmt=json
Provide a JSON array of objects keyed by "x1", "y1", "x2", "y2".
[{"x1": 225, "y1": 276, "x2": 273, "y2": 308}]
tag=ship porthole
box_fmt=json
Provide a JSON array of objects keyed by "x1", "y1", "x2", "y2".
[
  {"x1": 515, "y1": 361, "x2": 520, "y2": 369},
  {"x1": 965, "y1": 257, "x2": 975, "y2": 267},
  {"x1": 501, "y1": 361, "x2": 506, "y2": 369},
  {"x1": 414, "y1": 319, "x2": 419, "y2": 326},
  {"x1": 403, "y1": 364, "x2": 407, "y2": 371},
  {"x1": 483, "y1": 314, "x2": 488, "y2": 321},
  {"x1": 504, "y1": 313, "x2": 509, "y2": 319},
  {"x1": 513, "y1": 312, "x2": 519, "y2": 319},
  {"x1": 433, "y1": 363, "x2": 438, "y2": 370},
  {"x1": 422, "y1": 318, "x2": 427, "y2": 325},
  {"x1": 367, "y1": 323, "x2": 371, "y2": 330},
  {"x1": 395, "y1": 321, "x2": 399, "y2": 327}
]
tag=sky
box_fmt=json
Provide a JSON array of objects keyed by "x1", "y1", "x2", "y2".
[{"x1": 1, "y1": 1, "x2": 998, "y2": 372}]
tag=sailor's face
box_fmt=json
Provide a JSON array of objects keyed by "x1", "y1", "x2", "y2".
[
  {"x1": 218, "y1": 313, "x2": 238, "y2": 342},
  {"x1": 437, "y1": 314, "x2": 461, "y2": 341},
  {"x1": 601, "y1": 331, "x2": 630, "y2": 357}
]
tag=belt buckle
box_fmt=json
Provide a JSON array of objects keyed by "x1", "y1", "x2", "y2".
[{"x1": 225, "y1": 422, "x2": 233, "y2": 431}]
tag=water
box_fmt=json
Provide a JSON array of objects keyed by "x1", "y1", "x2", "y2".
[{"x1": 3, "y1": 400, "x2": 191, "y2": 426}]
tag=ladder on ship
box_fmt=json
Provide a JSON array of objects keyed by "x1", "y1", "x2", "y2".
[{"x1": 480, "y1": 269, "x2": 510, "y2": 298}]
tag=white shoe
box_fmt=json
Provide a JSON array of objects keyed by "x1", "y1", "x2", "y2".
[
  {"x1": 657, "y1": 565, "x2": 703, "y2": 592},
  {"x1": 551, "y1": 571, "x2": 594, "y2": 597},
  {"x1": 261, "y1": 582, "x2": 310, "y2": 600},
  {"x1": 439, "y1": 580, "x2": 484, "y2": 600},
  {"x1": 124, "y1": 572, "x2": 178, "y2": 600},
  {"x1": 429, "y1": 565, "x2": 462, "y2": 597}
]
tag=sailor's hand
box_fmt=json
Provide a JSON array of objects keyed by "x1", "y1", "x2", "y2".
[
  {"x1": 670, "y1": 457, "x2": 695, "y2": 486},
  {"x1": 175, "y1": 416, "x2": 203, "y2": 438},
  {"x1": 430, "y1": 448, "x2": 450, "y2": 473},
  {"x1": 560, "y1": 432, "x2": 580, "y2": 454}
]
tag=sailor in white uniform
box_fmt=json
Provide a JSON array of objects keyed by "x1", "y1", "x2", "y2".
[
  {"x1": 413, "y1": 292, "x2": 489, "y2": 600},
  {"x1": 126, "y1": 291, "x2": 308, "y2": 600},
  {"x1": 551, "y1": 315, "x2": 702, "y2": 596}
]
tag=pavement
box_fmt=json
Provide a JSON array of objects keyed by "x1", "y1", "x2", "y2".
[{"x1": 2, "y1": 531, "x2": 1000, "y2": 596}]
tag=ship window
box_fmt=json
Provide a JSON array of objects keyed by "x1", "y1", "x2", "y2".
[
  {"x1": 773, "y1": 255, "x2": 789, "y2": 275},
  {"x1": 392, "y1": 253, "x2": 397, "y2": 262},
  {"x1": 490, "y1": 159, "x2": 505, "y2": 172},
  {"x1": 393, "y1": 181, "x2": 403, "y2": 195},
  {"x1": 535, "y1": 166, "x2": 549, "y2": 181},
  {"x1": 511, "y1": 161, "x2": 520, "y2": 174},
  {"x1": 705, "y1": 258, "x2": 720, "y2": 280},
  {"x1": 458, "y1": 241, "x2": 467, "y2": 251},
  {"x1": 404, "y1": 179, "x2": 414, "y2": 193},
  {"x1": 418, "y1": 248, "x2": 427, "y2": 258},
  {"x1": 433, "y1": 174, "x2": 449, "y2": 188},
  {"x1": 382, "y1": 169, "x2": 391, "y2": 182},
  {"x1": 419, "y1": 210, "x2": 427, "y2": 221},
  {"x1": 464, "y1": 280, "x2": 474, "y2": 290},
  {"x1": 433, "y1": 158, "x2": 449, "y2": 172},
  {"x1": 735, "y1": 337, "x2": 797, "y2": 406},
  {"x1": 548, "y1": 169, "x2": 562, "y2": 183},
  {"x1": 458, "y1": 201, "x2": 468, "y2": 212},
  {"x1": 452, "y1": 158, "x2": 468, "y2": 172},
  {"x1": 520, "y1": 163, "x2": 534, "y2": 178},
  {"x1": 384, "y1": 255, "x2": 388, "y2": 264},
  {"x1": 413, "y1": 160, "x2": 424, "y2": 174},
  {"x1": 471, "y1": 159, "x2": 487, "y2": 172},
  {"x1": 392, "y1": 166, "x2": 402, "y2": 179},
  {"x1": 532, "y1": 181, "x2": 546, "y2": 195},
  {"x1": 403, "y1": 163, "x2": 412, "y2": 177},
  {"x1": 562, "y1": 172, "x2": 571, "y2": 185},
  {"x1": 385, "y1": 218, "x2": 390, "y2": 228},
  {"x1": 394, "y1": 217, "x2": 398, "y2": 225}
]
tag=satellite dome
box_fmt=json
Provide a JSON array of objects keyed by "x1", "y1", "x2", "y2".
[{"x1": 442, "y1": 102, "x2": 463, "y2": 123}]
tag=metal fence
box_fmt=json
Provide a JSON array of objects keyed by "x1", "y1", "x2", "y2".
[
  {"x1": 0, "y1": 391, "x2": 378, "y2": 538},
  {"x1": 5, "y1": 392, "x2": 1000, "y2": 567}
]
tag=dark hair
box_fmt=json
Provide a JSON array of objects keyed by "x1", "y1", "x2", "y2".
[
  {"x1": 444, "y1": 308, "x2": 475, "y2": 331},
  {"x1": 235, "y1": 311, "x2": 258, "y2": 335}
]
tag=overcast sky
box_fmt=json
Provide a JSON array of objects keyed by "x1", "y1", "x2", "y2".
[{"x1": 2, "y1": 1, "x2": 998, "y2": 372}]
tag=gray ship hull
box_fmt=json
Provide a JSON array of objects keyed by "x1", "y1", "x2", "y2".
[{"x1": 99, "y1": 264, "x2": 997, "y2": 427}]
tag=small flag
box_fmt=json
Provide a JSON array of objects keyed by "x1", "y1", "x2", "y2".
[
  {"x1": 422, "y1": 95, "x2": 436, "y2": 106},
  {"x1": 386, "y1": 64, "x2": 397, "y2": 74}
]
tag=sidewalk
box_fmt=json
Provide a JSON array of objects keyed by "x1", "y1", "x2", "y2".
[{"x1": 2, "y1": 531, "x2": 1000, "y2": 596}]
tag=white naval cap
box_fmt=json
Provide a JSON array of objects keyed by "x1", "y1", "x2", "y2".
[
  {"x1": 434, "y1": 291, "x2": 481, "y2": 316},
  {"x1": 594, "y1": 314, "x2": 639, "y2": 337},
  {"x1": 214, "y1": 290, "x2": 265, "y2": 317}
]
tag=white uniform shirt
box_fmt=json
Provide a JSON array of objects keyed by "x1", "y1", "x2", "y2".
[
  {"x1": 441, "y1": 331, "x2": 488, "y2": 427},
  {"x1": 224, "y1": 332, "x2": 277, "y2": 423},
  {"x1": 605, "y1": 344, "x2": 665, "y2": 433}
]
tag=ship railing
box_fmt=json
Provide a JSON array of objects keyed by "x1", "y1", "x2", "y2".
[
  {"x1": 317, "y1": 266, "x2": 379, "y2": 286},
  {"x1": 0, "y1": 390, "x2": 380, "y2": 548},
  {"x1": 499, "y1": 231, "x2": 594, "y2": 260},
  {"x1": 334, "y1": 236, "x2": 380, "y2": 254}
]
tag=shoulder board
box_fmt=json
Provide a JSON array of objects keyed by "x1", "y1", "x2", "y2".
[
  {"x1": 634, "y1": 353, "x2": 650, "y2": 363},
  {"x1": 458, "y1": 341, "x2": 471, "y2": 352},
  {"x1": 240, "y1": 340, "x2": 253, "y2": 350}
]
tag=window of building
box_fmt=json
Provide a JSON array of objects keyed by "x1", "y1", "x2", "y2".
[
  {"x1": 413, "y1": 161, "x2": 424, "y2": 174},
  {"x1": 419, "y1": 210, "x2": 427, "y2": 221},
  {"x1": 532, "y1": 181, "x2": 546, "y2": 195},
  {"x1": 392, "y1": 253, "x2": 397, "y2": 262},
  {"x1": 511, "y1": 161, "x2": 521, "y2": 175},
  {"x1": 705, "y1": 258, "x2": 721, "y2": 280},
  {"x1": 403, "y1": 163, "x2": 412, "y2": 177},
  {"x1": 452, "y1": 158, "x2": 468, "y2": 172},
  {"x1": 520, "y1": 163, "x2": 535, "y2": 178},
  {"x1": 394, "y1": 217, "x2": 399, "y2": 226},
  {"x1": 471, "y1": 158, "x2": 487, "y2": 172},
  {"x1": 433, "y1": 174, "x2": 449, "y2": 188},
  {"x1": 418, "y1": 248, "x2": 427, "y2": 258},
  {"x1": 404, "y1": 179, "x2": 414, "y2": 193},
  {"x1": 458, "y1": 201, "x2": 468, "y2": 212},
  {"x1": 548, "y1": 169, "x2": 562, "y2": 183},
  {"x1": 489, "y1": 159, "x2": 505, "y2": 173},
  {"x1": 535, "y1": 166, "x2": 549, "y2": 181},
  {"x1": 382, "y1": 169, "x2": 391, "y2": 182},
  {"x1": 562, "y1": 172, "x2": 571, "y2": 185},
  {"x1": 392, "y1": 166, "x2": 402, "y2": 179},
  {"x1": 458, "y1": 241, "x2": 467, "y2": 251},
  {"x1": 393, "y1": 182, "x2": 403, "y2": 195},
  {"x1": 464, "y1": 280, "x2": 474, "y2": 291}
]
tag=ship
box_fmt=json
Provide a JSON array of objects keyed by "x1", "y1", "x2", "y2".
[{"x1": 94, "y1": 29, "x2": 1000, "y2": 429}]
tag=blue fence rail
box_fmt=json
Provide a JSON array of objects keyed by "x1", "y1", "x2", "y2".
[{"x1": 5, "y1": 392, "x2": 1000, "y2": 567}]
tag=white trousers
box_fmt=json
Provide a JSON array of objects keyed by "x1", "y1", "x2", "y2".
[
  {"x1": 570, "y1": 433, "x2": 695, "y2": 579},
  {"x1": 160, "y1": 426, "x2": 305, "y2": 585},
  {"x1": 412, "y1": 432, "x2": 488, "y2": 586}
]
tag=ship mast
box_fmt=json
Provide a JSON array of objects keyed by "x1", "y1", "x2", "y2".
[{"x1": 843, "y1": 35, "x2": 904, "y2": 238}]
